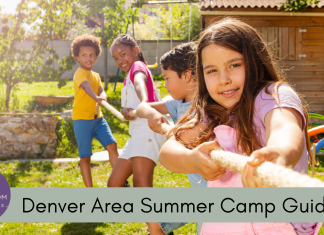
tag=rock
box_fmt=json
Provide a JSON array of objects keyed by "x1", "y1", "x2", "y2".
[
  {"x1": 32, "y1": 145, "x2": 41, "y2": 154},
  {"x1": 27, "y1": 127, "x2": 38, "y2": 134},
  {"x1": 43, "y1": 117, "x2": 58, "y2": 132},
  {"x1": 33, "y1": 134, "x2": 49, "y2": 144},
  {"x1": 26, "y1": 145, "x2": 32, "y2": 152},
  {"x1": 22, "y1": 133, "x2": 32, "y2": 139},
  {"x1": 45, "y1": 132, "x2": 58, "y2": 139},
  {"x1": 44, "y1": 147, "x2": 56, "y2": 156},
  {"x1": 0, "y1": 117, "x2": 10, "y2": 123},
  {"x1": 10, "y1": 118, "x2": 23, "y2": 123},
  {"x1": 4, "y1": 143, "x2": 14, "y2": 151},
  {"x1": 4, "y1": 123, "x2": 26, "y2": 134}
]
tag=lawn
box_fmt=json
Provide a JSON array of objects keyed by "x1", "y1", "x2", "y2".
[{"x1": 0, "y1": 161, "x2": 195, "y2": 235}]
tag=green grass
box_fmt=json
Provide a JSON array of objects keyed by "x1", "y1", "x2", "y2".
[{"x1": 0, "y1": 161, "x2": 195, "y2": 235}]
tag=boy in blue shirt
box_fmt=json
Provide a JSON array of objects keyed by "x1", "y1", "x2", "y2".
[{"x1": 136, "y1": 42, "x2": 206, "y2": 235}]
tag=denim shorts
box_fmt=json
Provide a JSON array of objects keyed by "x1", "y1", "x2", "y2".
[{"x1": 73, "y1": 118, "x2": 116, "y2": 158}]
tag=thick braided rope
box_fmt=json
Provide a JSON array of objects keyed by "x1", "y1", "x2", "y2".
[
  {"x1": 94, "y1": 103, "x2": 100, "y2": 117},
  {"x1": 210, "y1": 150, "x2": 324, "y2": 187},
  {"x1": 100, "y1": 100, "x2": 140, "y2": 121}
]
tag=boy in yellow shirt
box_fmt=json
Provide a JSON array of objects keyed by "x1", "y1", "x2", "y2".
[{"x1": 71, "y1": 35, "x2": 119, "y2": 187}]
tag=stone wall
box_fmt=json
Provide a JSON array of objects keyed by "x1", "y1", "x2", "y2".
[{"x1": 0, "y1": 117, "x2": 58, "y2": 159}]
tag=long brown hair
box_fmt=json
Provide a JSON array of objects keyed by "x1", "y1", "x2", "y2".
[{"x1": 174, "y1": 18, "x2": 314, "y2": 163}]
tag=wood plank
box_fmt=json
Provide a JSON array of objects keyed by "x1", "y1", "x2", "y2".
[
  {"x1": 290, "y1": 80, "x2": 324, "y2": 85},
  {"x1": 303, "y1": 32, "x2": 324, "y2": 40},
  {"x1": 254, "y1": 27, "x2": 262, "y2": 33},
  {"x1": 302, "y1": 40, "x2": 324, "y2": 46},
  {"x1": 288, "y1": 27, "x2": 295, "y2": 60},
  {"x1": 261, "y1": 27, "x2": 268, "y2": 42},
  {"x1": 303, "y1": 46, "x2": 324, "y2": 52},
  {"x1": 244, "y1": 18, "x2": 324, "y2": 27},
  {"x1": 294, "y1": 84, "x2": 324, "y2": 91},
  {"x1": 304, "y1": 52, "x2": 324, "y2": 60},
  {"x1": 281, "y1": 27, "x2": 289, "y2": 60},
  {"x1": 299, "y1": 91, "x2": 324, "y2": 97},
  {"x1": 285, "y1": 71, "x2": 324, "y2": 79},
  {"x1": 267, "y1": 27, "x2": 275, "y2": 56},
  {"x1": 286, "y1": 65, "x2": 324, "y2": 71},
  {"x1": 274, "y1": 27, "x2": 279, "y2": 58},
  {"x1": 300, "y1": 27, "x2": 324, "y2": 33},
  {"x1": 296, "y1": 27, "x2": 303, "y2": 60}
]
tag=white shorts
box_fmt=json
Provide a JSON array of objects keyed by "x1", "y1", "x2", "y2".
[{"x1": 118, "y1": 117, "x2": 166, "y2": 164}]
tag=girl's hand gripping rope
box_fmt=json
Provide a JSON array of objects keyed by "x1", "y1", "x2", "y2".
[
  {"x1": 189, "y1": 141, "x2": 226, "y2": 181},
  {"x1": 242, "y1": 146, "x2": 289, "y2": 188},
  {"x1": 121, "y1": 107, "x2": 136, "y2": 121},
  {"x1": 147, "y1": 111, "x2": 169, "y2": 135}
]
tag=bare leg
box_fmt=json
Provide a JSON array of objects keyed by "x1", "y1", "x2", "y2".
[
  {"x1": 147, "y1": 223, "x2": 166, "y2": 235},
  {"x1": 80, "y1": 157, "x2": 92, "y2": 187},
  {"x1": 132, "y1": 157, "x2": 156, "y2": 187},
  {"x1": 107, "y1": 158, "x2": 132, "y2": 187},
  {"x1": 105, "y1": 142, "x2": 119, "y2": 168}
]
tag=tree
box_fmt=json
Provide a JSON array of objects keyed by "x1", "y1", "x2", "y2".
[
  {"x1": 138, "y1": 3, "x2": 200, "y2": 41},
  {"x1": 81, "y1": 0, "x2": 137, "y2": 89},
  {"x1": 0, "y1": 0, "x2": 83, "y2": 111},
  {"x1": 279, "y1": 0, "x2": 320, "y2": 11}
]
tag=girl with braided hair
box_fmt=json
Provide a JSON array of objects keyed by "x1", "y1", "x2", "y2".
[
  {"x1": 108, "y1": 34, "x2": 165, "y2": 188},
  {"x1": 159, "y1": 18, "x2": 323, "y2": 234},
  {"x1": 136, "y1": 42, "x2": 206, "y2": 235}
]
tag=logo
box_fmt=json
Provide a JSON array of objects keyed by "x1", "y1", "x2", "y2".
[{"x1": 0, "y1": 173, "x2": 10, "y2": 217}]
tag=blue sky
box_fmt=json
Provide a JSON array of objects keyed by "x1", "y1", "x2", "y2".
[{"x1": 0, "y1": 1, "x2": 21, "y2": 14}]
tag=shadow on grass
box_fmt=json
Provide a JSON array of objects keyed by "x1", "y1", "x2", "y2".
[
  {"x1": 61, "y1": 223, "x2": 106, "y2": 235},
  {"x1": 6, "y1": 161, "x2": 53, "y2": 187}
]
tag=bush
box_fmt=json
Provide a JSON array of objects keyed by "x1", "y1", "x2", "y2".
[{"x1": 55, "y1": 117, "x2": 78, "y2": 157}]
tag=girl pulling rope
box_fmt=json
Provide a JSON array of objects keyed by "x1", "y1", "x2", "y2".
[{"x1": 159, "y1": 18, "x2": 323, "y2": 234}]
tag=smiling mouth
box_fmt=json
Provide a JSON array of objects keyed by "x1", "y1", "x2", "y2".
[
  {"x1": 220, "y1": 89, "x2": 239, "y2": 94},
  {"x1": 121, "y1": 63, "x2": 127, "y2": 68}
]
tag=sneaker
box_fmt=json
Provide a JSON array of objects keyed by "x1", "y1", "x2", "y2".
[{"x1": 124, "y1": 180, "x2": 132, "y2": 187}]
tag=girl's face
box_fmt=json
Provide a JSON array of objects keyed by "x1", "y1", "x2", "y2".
[
  {"x1": 202, "y1": 44, "x2": 245, "y2": 109},
  {"x1": 162, "y1": 68, "x2": 188, "y2": 101},
  {"x1": 111, "y1": 44, "x2": 139, "y2": 72}
]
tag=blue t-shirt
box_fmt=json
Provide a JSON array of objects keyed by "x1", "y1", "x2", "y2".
[
  {"x1": 163, "y1": 96, "x2": 207, "y2": 188},
  {"x1": 163, "y1": 96, "x2": 193, "y2": 124}
]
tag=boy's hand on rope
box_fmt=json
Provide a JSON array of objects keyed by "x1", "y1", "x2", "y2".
[
  {"x1": 190, "y1": 141, "x2": 226, "y2": 181},
  {"x1": 96, "y1": 97, "x2": 107, "y2": 106},
  {"x1": 242, "y1": 146, "x2": 288, "y2": 188},
  {"x1": 121, "y1": 107, "x2": 135, "y2": 120},
  {"x1": 147, "y1": 111, "x2": 169, "y2": 135}
]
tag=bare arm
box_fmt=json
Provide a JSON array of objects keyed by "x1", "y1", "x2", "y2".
[
  {"x1": 133, "y1": 71, "x2": 148, "y2": 102},
  {"x1": 242, "y1": 107, "x2": 304, "y2": 187},
  {"x1": 159, "y1": 120, "x2": 226, "y2": 180},
  {"x1": 98, "y1": 86, "x2": 107, "y2": 100},
  {"x1": 136, "y1": 102, "x2": 170, "y2": 134},
  {"x1": 80, "y1": 81, "x2": 105, "y2": 104}
]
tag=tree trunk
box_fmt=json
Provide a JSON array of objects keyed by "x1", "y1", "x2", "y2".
[
  {"x1": 104, "y1": 44, "x2": 108, "y2": 89},
  {"x1": 5, "y1": 84, "x2": 12, "y2": 112},
  {"x1": 101, "y1": 13, "x2": 108, "y2": 89}
]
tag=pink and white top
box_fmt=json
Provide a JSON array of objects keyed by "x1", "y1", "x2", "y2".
[
  {"x1": 201, "y1": 83, "x2": 322, "y2": 235},
  {"x1": 123, "y1": 61, "x2": 155, "y2": 103}
]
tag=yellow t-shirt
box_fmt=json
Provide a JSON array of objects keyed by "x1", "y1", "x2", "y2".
[{"x1": 72, "y1": 67, "x2": 103, "y2": 120}]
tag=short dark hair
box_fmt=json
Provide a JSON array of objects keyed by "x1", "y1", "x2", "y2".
[
  {"x1": 71, "y1": 34, "x2": 102, "y2": 59},
  {"x1": 160, "y1": 42, "x2": 197, "y2": 80}
]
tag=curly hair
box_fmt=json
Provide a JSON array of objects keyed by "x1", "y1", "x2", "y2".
[
  {"x1": 71, "y1": 34, "x2": 102, "y2": 59},
  {"x1": 110, "y1": 34, "x2": 147, "y2": 64},
  {"x1": 160, "y1": 42, "x2": 197, "y2": 80}
]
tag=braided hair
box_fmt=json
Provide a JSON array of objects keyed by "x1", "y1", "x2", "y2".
[
  {"x1": 110, "y1": 34, "x2": 147, "y2": 64},
  {"x1": 160, "y1": 42, "x2": 197, "y2": 80}
]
